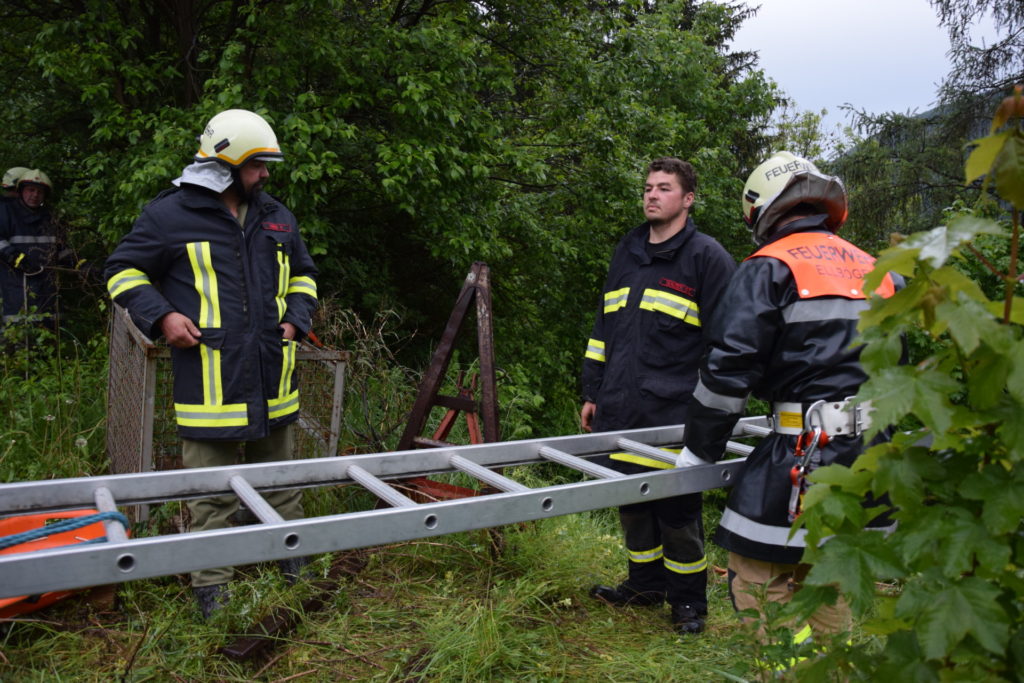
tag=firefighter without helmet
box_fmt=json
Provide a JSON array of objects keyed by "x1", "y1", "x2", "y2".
[
  {"x1": 195, "y1": 109, "x2": 283, "y2": 168},
  {"x1": 741, "y1": 151, "x2": 847, "y2": 245}
]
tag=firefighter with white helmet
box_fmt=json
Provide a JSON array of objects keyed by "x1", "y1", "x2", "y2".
[
  {"x1": 678, "y1": 152, "x2": 901, "y2": 637},
  {"x1": 0, "y1": 168, "x2": 63, "y2": 330},
  {"x1": 2, "y1": 166, "x2": 30, "y2": 197},
  {"x1": 105, "y1": 109, "x2": 318, "y2": 618}
]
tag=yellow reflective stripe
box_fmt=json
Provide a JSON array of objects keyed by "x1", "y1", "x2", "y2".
[
  {"x1": 665, "y1": 555, "x2": 708, "y2": 575},
  {"x1": 609, "y1": 447, "x2": 679, "y2": 470},
  {"x1": 628, "y1": 545, "x2": 663, "y2": 563},
  {"x1": 268, "y1": 389, "x2": 300, "y2": 420},
  {"x1": 609, "y1": 453, "x2": 674, "y2": 470},
  {"x1": 186, "y1": 242, "x2": 220, "y2": 327},
  {"x1": 603, "y1": 287, "x2": 629, "y2": 314},
  {"x1": 278, "y1": 340, "x2": 297, "y2": 401},
  {"x1": 639, "y1": 288, "x2": 700, "y2": 326},
  {"x1": 585, "y1": 338, "x2": 606, "y2": 362},
  {"x1": 275, "y1": 246, "x2": 288, "y2": 321},
  {"x1": 199, "y1": 344, "x2": 224, "y2": 406},
  {"x1": 107, "y1": 268, "x2": 152, "y2": 299},
  {"x1": 173, "y1": 402, "x2": 248, "y2": 427},
  {"x1": 286, "y1": 275, "x2": 317, "y2": 299},
  {"x1": 13, "y1": 253, "x2": 24, "y2": 268}
]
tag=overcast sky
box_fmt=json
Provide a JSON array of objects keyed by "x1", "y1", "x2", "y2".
[{"x1": 729, "y1": 0, "x2": 995, "y2": 137}]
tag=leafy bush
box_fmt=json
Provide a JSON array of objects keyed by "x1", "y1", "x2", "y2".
[{"x1": 775, "y1": 87, "x2": 1024, "y2": 680}]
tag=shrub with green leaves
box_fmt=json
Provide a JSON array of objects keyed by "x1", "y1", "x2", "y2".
[{"x1": 775, "y1": 87, "x2": 1024, "y2": 680}]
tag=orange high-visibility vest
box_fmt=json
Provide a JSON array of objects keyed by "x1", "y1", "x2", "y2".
[{"x1": 748, "y1": 232, "x2": 895, "y2": 299}]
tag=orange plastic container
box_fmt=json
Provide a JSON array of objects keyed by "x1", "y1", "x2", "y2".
[{"x1": 0, "y1": 509, "x2": 126, "y2": 618}]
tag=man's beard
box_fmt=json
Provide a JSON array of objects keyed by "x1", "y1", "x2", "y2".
[{"x1": 230, "y1": 175, "x2": 265, "y2": 204}]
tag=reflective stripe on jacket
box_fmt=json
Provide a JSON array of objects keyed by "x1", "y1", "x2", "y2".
[
  {"x1": 581, "y1": 217, "x2": 736, "y2": 440},
  {"x1": 104, "y1": 184, "x2": 318, "y2": 441},
  {"x1": 684, "y1": 218, "x2": 899, "y2": 563}
]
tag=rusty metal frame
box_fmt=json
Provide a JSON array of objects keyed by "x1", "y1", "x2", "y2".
[{"x1": 397, "y1": 262, "x2": 499, "y2": 451}]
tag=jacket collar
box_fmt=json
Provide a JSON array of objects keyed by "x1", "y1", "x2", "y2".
[
  {"x1": 178, "y1": 183, "x2": 272, "y2": 218},
  {"x1": 760, "y1": 214, "x2": 831, "y2": 246},
  {"x1": 626, "y1": 216, "x2": 696, "y2": 264}
]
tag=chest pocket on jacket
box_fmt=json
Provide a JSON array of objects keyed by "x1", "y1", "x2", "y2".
[
  {"x1": 639, "y1": 287, "x2": 702, "y2": 371},
  {"x1": 638, "y1": 288, "x2": 700, "y2": 327}
]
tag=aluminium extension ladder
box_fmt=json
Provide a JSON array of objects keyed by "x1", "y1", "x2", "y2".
[{"x1": 0, "y1": 418, "x2": 770, "y2": 600}]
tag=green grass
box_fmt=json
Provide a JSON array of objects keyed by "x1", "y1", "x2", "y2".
[
  {"x1": 0, "y1": 314, "x2": 776, "y2": 681},
  {"x1": 2, "y1": 507, "x2": 765, "y2": 682}
]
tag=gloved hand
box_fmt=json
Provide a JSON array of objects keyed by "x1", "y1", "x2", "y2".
[
  {"x1": 13, "y1": 252, "x2": 44, "y2": 276},
  {"x1": 676, "y1": 447, "x2": 706, "y2": 468}
]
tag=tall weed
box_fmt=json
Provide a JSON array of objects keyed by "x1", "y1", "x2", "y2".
[{"x1": 0, "y1": 326, "x2": 108, "y2": 482}]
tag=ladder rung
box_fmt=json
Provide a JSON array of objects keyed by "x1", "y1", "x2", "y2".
[
  {"x1": 538, "y1": 446, "x2": 623, "y2": 479},
  {"x1": 93, "y1": 486, "x2": 129, "y2": 543},
  {"x1": 448, "y1": 454, "x2": 529, "y2": 493},
  {"x1": 741, "y1": 423, "x2": 772, "y2": 437},
  {"x1": 615, "y1": 438, "x2": 678, "y2": 465},
  {"x1": 724, "y1": 440, "x2": 755, "y2": 456},
  {"x1": 229, "y1": 476, "x2": 285, "y2": 524},
  {"x1": 346, "y1": 465, "x2": 418, "y2": 508}
]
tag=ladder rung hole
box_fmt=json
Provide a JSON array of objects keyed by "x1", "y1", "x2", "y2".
[
  {"x1": 284, "y1": 533, "x2": 300, "y2": 550},
  {"x1": 721, "y1": 470, "x2": 732, "y2": 483},
  {"x1": 116, "y1": 554, "x2": 136, "y2": 573},
  {"x1": 639, "y1": 482, "x2": 650, "y2": 496},
  {"x1": 541, "y1": 497, "x2": 553, "y2": 512},
  {"x1": 423, "y1": 514, "x2": 438, "y2": 529}
]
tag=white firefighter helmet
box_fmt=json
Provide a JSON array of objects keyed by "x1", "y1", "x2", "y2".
[
  {"x1": 3, "y1": 166, "x2": 30, "y2": 191},
  {"x1": 195, "y1": 109, "x2": 283, "y2": 168},
  {"x1": 742, "y1": 151, "x2": 847, "y2": 245},
  {"x1": 16, "y1": 168, "x2": 53, "y2": 192}
]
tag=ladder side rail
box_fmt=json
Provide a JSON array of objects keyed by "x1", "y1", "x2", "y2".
[
  {"x1": 0, "y1": 426, "x2": 682, "y2": 513},
  {"x1": 0, "y1": 418, "x2": 768, "y2": 515},
  {"x1": 0, "y1": 458, "x2": 745, "y2": 599}
]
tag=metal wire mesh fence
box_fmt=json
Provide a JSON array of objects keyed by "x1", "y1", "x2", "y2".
[{"x1": 106, "y1": 305, "x2": 348, "y2": 482}]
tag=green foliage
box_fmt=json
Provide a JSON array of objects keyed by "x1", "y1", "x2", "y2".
[
  {"x1": 0, "y1": 328, "x2": 109, "y2": 482},
  {"x1": 775, "y1": 88, "x2": 1024, "y2": 680},
  {"x1": 0, "y1": 0, "x2": 778, "y2": 437}
]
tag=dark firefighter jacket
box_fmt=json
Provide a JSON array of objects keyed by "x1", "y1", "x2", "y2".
[
  {"x1": 582, "y1": 217, "x2": 736, "y2": 470},
  {"x1": 0, "y1": 199, "x2": 68, "y2": 320},
  {"x1": 684, "y1": 216, "x2": 898, "y2": 563},
  {"x1": 105, "y1": 184, "x2": 318, "y2": 442}
]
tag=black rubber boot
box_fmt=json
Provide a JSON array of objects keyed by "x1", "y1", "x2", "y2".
[
  {"x1": 194, "y1": 584, "x2": 230, "y2": 619},
  {"x1": 670, "y1": 603, "x2": 706, "y2": 635},
  {"x1": 277, "y1": 556, "x2": 311, "y2": 585},
  {"x1": 590, "y1": 583, "x2": 665, "y2": 607}
]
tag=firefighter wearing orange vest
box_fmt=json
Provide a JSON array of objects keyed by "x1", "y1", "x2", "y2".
[{"x1": 678, "y1": 152, "x2": 898, "y2": 636}]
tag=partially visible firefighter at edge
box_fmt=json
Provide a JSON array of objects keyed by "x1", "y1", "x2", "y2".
[{"x1": 678, "y1": 151, "x2": 903, "y2": 638}]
